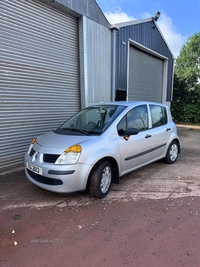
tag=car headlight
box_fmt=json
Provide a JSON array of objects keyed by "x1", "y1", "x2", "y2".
[
  {"x1": 55, "y1": 145, "x2": 82, "y2": 165},
  {"x1": 27, "y1": 137, "x2": 37, "y2": 154}
]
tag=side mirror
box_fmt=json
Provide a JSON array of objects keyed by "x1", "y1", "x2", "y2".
[
  {"x1": 125, "y1": 128, "x2": 139, "y2": 135},
  {"x1": 124, "y1": 128, "x2": 139, "y2": 141}
]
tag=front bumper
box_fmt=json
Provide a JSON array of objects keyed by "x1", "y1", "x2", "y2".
[{"x1": 24, "y1": 153, "x2": 92, "y2": 193}]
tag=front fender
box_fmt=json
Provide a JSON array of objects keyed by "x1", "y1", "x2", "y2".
[{"x1": 81, "y1": 143, "x2": 120, "y2": 167}]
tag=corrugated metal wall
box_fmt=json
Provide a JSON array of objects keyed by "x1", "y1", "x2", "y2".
[
  {"x1": 0, "y1": 0, "x2": 80, "y2": 171},
  {"x1": 79, "y1": 17, "x2": 112, "y2": 107},
  {"x1": 53, "y1": 0, "x2": 110, "y2": 28},
  {"x1": 128, "y1": 46, "x2": 163, "y2": 102},
  {"x1": 115, "y1": 21, "x2": 174, "y2": 101}
]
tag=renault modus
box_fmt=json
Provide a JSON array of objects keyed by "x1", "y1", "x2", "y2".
[{"x1": 24, "y1": 101, "x2": 180, "y2": 198}]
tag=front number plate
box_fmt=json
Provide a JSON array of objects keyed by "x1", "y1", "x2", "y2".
[{"x1": 26, "y1": 162, "x2": 42, "y2": 175}]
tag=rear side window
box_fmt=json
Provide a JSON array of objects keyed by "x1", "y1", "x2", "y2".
[{"x1": 150, "y1": 105, "x2": 167, "y2": 128}]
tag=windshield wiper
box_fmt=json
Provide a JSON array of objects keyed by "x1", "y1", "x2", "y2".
[{"x1": 62, "y1": 128, "x2": 90, "y2": 135}]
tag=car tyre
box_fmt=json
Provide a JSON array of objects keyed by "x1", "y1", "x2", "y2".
[
  {"x1": 164, "y1": 140, "x2": 179, "y2": 164},
  {"x1": 89, "y1": 161, "x2": 112, "y2": 198}
]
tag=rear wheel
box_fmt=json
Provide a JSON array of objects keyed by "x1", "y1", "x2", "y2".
[
  {"x1": 89, "y1": 161, "x2": 112, "y2": 198},
  {"x1": 164, "y1": 140, "x2": 179, "y2": 164}
]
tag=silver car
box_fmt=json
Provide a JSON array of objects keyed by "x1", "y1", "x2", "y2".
[{"x1": 24, "y1": 101, "x2": 180, "y2": 198}]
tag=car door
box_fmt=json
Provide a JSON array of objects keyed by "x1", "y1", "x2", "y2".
[
  {"x1": 117, "y1": 105, "x2": 153, "y2": 174},
  {"x1": 149, "y1": 104, "x2": 171, "y2": 159}
]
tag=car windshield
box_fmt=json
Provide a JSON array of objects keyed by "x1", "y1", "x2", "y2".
[{"x1": 54, "y1": 105, "x2": 126, "y2": 135}]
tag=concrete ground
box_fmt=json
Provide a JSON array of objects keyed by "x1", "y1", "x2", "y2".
[{"x1": 0, "y1": 126, "x2": 200, "y2": 267}]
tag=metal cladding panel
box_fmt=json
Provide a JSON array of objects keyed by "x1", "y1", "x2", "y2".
[
  {"x1": 49, "y1": 0, "x2": 111, "y2": 28},
  {"x1": 128, "y1": 47, "x2": 163, "y2": 102},
  {"x1": 78, "y1": 17, "x2": 86, "y2": 109},
  {"x1": 0, "y1": 0, "x2": 80, "y2": 171},
  {"x1": 116, "y1": 21, "x2": 173, "y2": 101},
  {"x1": 82, "y1": 18, "x2": 112, "y2": 105}
]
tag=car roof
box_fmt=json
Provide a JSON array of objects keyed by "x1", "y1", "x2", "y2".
[{"x1": 89, "y1": 101, "x2": 168, "y2": 108}]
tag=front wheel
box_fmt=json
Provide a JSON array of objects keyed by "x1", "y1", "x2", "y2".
[
  {"x1": 164, "y1": 140, "x2": 179, "y2": 164},
  {"x1": 89, "y1": 161, "x2": 112, "y2": 198}
]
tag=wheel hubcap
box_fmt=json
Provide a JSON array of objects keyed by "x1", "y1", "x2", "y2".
[
  {"x1": 100, "y1": 166, "x2": 112, "y2": 193},
  {"x1": 170, "y1": 144, "x2": 178, "y2": 161}
]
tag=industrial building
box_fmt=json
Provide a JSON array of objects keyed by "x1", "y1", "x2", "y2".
[{"x1": 0, "y1": 0, "x2": 174, "y2": 171}]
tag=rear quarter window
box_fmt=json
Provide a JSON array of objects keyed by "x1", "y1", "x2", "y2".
[{"x1": 150, "y1": 105, "x2": 167, "y2": 128}]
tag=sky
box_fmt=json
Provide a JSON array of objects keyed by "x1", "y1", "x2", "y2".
[{"x1": 96, "y1": 0, "x2": 200, "y2": 58}]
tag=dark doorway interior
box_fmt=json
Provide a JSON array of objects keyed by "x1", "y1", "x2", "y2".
[{"x1": 115, "y1": 89, "x2": 127, "y2": 101}]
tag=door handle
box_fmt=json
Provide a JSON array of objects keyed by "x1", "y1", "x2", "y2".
[
  {"x1": 145, "y1": 134, "x2": 152, "y2": 138},
  {"x1": 166, "y1": 128, "x2": 171, "y2": 131}
]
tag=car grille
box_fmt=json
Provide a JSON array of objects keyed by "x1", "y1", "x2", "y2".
[
  {"x1": 27, "y1": 169, "x2": 63, "y2": 185},
  {"x1": 29, "y1": 148, "x2": 35, "y2": 157},
  {"x1": 43, "y1": 154, "x2": 60, "y2": 163}
]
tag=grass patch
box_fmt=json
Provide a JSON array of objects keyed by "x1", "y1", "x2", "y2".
[
  {"x1": 185, "y1": 181, "x2": 194, "y2": 185},
  {"x1": 185, "y1": 187, "x2": 192, "y2": 192}
]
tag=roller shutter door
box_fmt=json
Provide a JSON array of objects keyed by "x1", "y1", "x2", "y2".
[
  {"x1": 0, "y1": 0, "x2": 80, "y2": 171},
  {"x1": 128, "y1": 46, "x2": 163, "y2": 102}
]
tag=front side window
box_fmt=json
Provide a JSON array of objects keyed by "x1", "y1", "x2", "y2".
[
  {"x1": 117, "y1": 105, "x2": 148, "y2": 135},
  {"x1": 150, "y1": 105, "x2": 167, "y2": 128}
]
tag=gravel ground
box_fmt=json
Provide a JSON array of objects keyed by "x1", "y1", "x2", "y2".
[{"x1": 0, "y1": 126, "x2": 200, "y2": 267}]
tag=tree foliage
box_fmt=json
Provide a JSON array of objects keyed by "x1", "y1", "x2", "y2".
[
  {"x1": 175, "y1": 32, "x2": 200, "y2": 87},
  {"x1": 171, "y1": 32, "x2": 200, "y2": 123}
]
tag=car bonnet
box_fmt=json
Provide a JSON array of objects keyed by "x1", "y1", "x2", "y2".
[{"x1": 36, "y1": 131, "x2": 97, "y2": 150}]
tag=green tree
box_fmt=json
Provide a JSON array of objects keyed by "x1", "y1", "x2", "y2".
[
  {"x1": 175, "y1": 32, "x2": 200, "y2": 88},
  {"x1": 172, "y1": 32, "x2": 200, "y2": 123}
]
